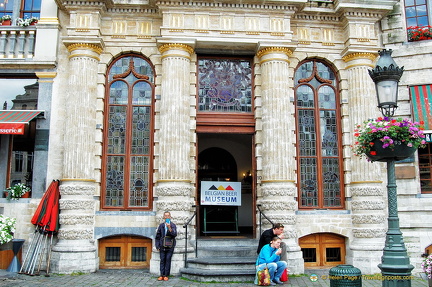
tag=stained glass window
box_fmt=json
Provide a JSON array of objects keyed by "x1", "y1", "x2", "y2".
[
  {"x1": 198, "y1": 58, "x2": 252, "y2": 113},
  {"x1": 103, "y1": 55, "x2": 154, "y2": 209},
  {"x1": 295, "y1": 60, "x2": 343, "y2": 208}
]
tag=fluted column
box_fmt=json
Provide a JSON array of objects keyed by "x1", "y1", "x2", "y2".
[
  {"x1": 256, "y1": 47, "x2": 302, "y2": 274},
  {"x1": 151, "y1": 43, "x2": 195, "y2": 275},
  {"x1": 51, "y1": 43, "x2": 102, "y2": 273},
  {"x1": 343, "y1": 52, "x2": 386, "y2": 274}
]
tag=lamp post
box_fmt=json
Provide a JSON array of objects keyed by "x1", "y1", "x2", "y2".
[{"x1": 368, "y1": 49, "x2": 414, "y2": 287}]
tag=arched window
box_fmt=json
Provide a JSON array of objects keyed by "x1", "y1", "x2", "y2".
[
  {"x1": 102, "y1": 55, "x2": 154, "y2": 210},
  {"x1": 294, "y1": 60, "x2": 344, "y2": 209}
]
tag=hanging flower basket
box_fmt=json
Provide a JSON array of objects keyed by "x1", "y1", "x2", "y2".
[
  {"x1": 352, "y1": 117, "x2": 426, "y2": 162},
  {"x1": 365, "y1": 139, "x2": 416, "y2": 162}
]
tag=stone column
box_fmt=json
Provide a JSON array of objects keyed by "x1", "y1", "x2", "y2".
[
  {"x1": 50, "y1": 42, "x2": 103, "y2": 273},
  {"x1": 256, "y1": 47, "x2": 302, "y2": 274},
  {"x1": 343, "y1": 52, "x2": 387, "y2": 274},
  {"x1": 150, "y1": 43, "x2": 195, "y2": 275}
]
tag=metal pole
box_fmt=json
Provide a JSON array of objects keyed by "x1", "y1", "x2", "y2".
[{"x1": 378, "y1": 160, "x2": 414, "y2": 287}]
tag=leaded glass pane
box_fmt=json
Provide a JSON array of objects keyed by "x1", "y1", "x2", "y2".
[
  {"x1": 198, "y1": 59, "x2": 252, "y2": 112},
  {"x1": 295, "y1": 62, "x2": 313, "y2": 82},
  {"x1": 298, "y1": 109, "x2": 316, "y2": 156},
  {"x1": 318, "y1": 86, "x2": 335, "y2": 109},
  {"x1": 129, "y1": 156, "x2": 149, "y2": 207},
  {"x1": 131, "y1": 107, "x2": 150, "y2": 155},
  {"x1": 133, "y1": 82, "x2": 152, "y2": 105},
  {"x1": 296, "y1": 85, "x2": 314, "y2": 107},
  {"x1": 108, "y1": 56, "x2": 154, "y2": 83},
  {"x1": 110, "y1": 81, "x2": 129, "y2": 105},
  {"x1": 322, "y1": 158, "x2": 341, "y2": 207},
  {"x1": 105, "y1": 156, "x2": 125, "y2": 207},
  {"x1": 300, "y1": 158, "x2": 318, "y2": 207},
  {"x1": 320, "y1": 110, "x2": 338, "y2": 156},
  {"x1": 316, "y1": 62, "x2": 336, "y2": 85},
  {"x1": 107, "y1": 106, "x2": 127, "y2": 154}
]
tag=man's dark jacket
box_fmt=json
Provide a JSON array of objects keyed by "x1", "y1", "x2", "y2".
[{"x1": 257, "y1": 228, "x2": 274, "y2": 254}]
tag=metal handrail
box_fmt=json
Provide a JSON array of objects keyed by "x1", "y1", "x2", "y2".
[
  {"x1": 257, "y1": 204, "x2": 274, "y2": 236},
  {"x1": 183, "y1": 205, "x2": 197, "y2": 268}
]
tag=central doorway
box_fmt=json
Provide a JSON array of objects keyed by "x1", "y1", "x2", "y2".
[{"x1": 197, "y1": 133, "x2": 254, "y2": 237}]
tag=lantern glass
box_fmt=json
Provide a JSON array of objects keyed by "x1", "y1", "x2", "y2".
[{"x1": 375, "y1": 80, "x2": 398, "y2": 117}]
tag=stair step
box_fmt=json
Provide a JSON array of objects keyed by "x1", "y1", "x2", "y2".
[
  {"x1": 188, "y1": 256, "x2": 256, "y2": 265},
  {"x1": 180, "y1": 267, "x2": 255, "y2": 283}
]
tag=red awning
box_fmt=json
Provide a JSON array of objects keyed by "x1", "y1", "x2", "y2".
[{"x1": 0, "y1": 110, "x2": 44, "y2": 134}]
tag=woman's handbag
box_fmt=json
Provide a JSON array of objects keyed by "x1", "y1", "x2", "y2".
[
  {"x1": 280, "y1": 268, "x2": 289, "y2": 282},
  {"x1": 255, "y1": 267, "x2": 271, "y2": 286},
  {"x1": 163, "y1": 236, "x2": 173, "y2": 248}
]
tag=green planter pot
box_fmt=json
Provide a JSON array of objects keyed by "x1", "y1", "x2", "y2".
[{"x1": 366, "y1": 139, "x2": 416, "y2": 162}]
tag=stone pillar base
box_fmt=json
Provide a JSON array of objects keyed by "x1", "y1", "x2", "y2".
[
  {"x1": 50, "y1": 240, "x2": 97, "y2": 273},
  {"x1": 346, "y1": 248, "x2": 383, "y2": 274}
]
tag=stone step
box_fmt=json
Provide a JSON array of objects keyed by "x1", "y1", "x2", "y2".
[
  {"x1": 180, "y1": 267, "x2": 255, "y2": 283},
  {"x1": 197, "y1": 246, "x2": 257, "y2": 257},
  {"x1": 186, "y1": 256, "x2": 256, "y2": 270}
]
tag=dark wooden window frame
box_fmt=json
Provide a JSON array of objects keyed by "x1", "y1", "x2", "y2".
[
  {"x1": 101, "y1": 54, "x2": 155, "y2": 211},
  {"x1": 294, "y1": 59, "x2": 344, "y2": 209},
  {"x1": 419, "y1": 143, "x2": 432, "y2": 194}
]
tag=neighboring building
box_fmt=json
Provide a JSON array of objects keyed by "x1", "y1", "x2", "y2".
[{"x1": 0, "y1": 0, "x2": 431, "y2": 277}]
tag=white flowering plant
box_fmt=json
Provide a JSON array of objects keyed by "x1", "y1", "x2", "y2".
[
  {"x1": 1, "y1": 15, "x2": 12, "y2": 21},
  {"x1": 0, "y1": 215, "x2": 16, "y2": 245},
  {"x1": 422, "y1": 253, "x2": 432, "y2": 279},
  {"x1": 5, "y1": 183, "x2": 30, "y2": 200},
  {"x1": 16, "y1": 17, "x2": 38, "y2": 27}
]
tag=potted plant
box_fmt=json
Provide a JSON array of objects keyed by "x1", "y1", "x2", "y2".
[
  {"x1": 0, "y1": 215, "x2": 16, "y2": 246},
  {"x1": 16, "y1": 17, "x2": 38, "y2": 27},
  {"x1": 4, "y1": 183, "x2": 31, "y2": 200},
  {"x1": 28, "y1": 16, "x2": 38, "y2": 25},
  {"x1": 352, "y1": 117, "x2": 426, "y2": 161},
  {"x1": 1, "y1": 15, "x2": 12, "y2": 26},
  {"x1": 407, "y1": 25, "x2": 432, "y2": 42},
  {"x1": 421, "y1": 253, "x2": 432, "y2": 286}
]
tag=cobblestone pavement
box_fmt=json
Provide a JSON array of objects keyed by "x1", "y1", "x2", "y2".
[{"x1": 0, "y1": 269, "x2": 429, "y2": 287}]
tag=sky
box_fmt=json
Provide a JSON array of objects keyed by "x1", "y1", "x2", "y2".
[{"x1": 0, "y1": 79, "x2": 37, "y2": 110}]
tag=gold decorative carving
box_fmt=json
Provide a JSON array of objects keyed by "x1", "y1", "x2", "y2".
[
  {"x1": 257, "y1": 47, "x2": 293, "y2": 58},
  {"x1": 270, "y1": 32, "x2": 285, "y2": 36},
  {"x1": 299, "y1": 41, "x2": 311, "y2": 45},
  {"x1": 195, "y1": 30, "x2": 209, "y2": 33},
  {"x1": 66, "y1": 43, "x2": 103, "y2": 55},
  {"x1": 342, "y1": 52, "x2": 377, "y2": 63},
  {"x1": 220, "y1": 31, "x2": 235, "y2": 34},
  {"x1": 246, "y1": 31, "x2": 260, "y2": 35},
  {"x1": 113, "y1": 57, "x2": 149, "y2": 80},
  {"x1": 357, "y1": 38, "x2": 370, "y2": 42},
  {"x1": 322, "y1": 42, "x2": 335, "y2": 46},
  {"x1": 169, "y1": 29, "x2": 184, "y2": 33},
  {"x1": 158, "y1": 43, "x2": 194, "y2": 55},
  {"x1": 75, "y1": 29, "x2": 90, "y2": 32}
]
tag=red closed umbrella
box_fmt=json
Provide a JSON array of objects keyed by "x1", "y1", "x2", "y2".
[{"x1": 31, "y1": 180, "x2": 60, "y2": 232}]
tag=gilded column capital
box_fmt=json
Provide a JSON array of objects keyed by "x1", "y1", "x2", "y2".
[
  {"x1": 65, "y1": 43, "x2": 103, "y2": 61},
  {"x1": 158, "y1": 43, "x2": 194, "y2": 60},
  {"x1": 342, "y1": 52, "x2": 377, "y2": 69},
  {"x1": 257, "y1": 47, "x2": 292, "y2": 58}
]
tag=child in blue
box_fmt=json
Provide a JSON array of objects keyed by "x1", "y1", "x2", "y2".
[{"x1": 256, "y1": 236, "x2": 287, "y2": 285}]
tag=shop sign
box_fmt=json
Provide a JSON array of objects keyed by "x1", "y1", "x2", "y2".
[{"x1": 200, "y1": 181, "x2": 241, "y2": 206}]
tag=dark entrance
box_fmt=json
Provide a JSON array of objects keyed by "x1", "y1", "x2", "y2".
[{"x1": 197, "y1": 133, "x2": 254, "y2": 237}]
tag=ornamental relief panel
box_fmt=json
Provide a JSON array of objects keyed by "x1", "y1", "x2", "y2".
[
  {"x1": 58, "y1": 228, "x2": 94, "y2": 240},
  {"x1": 60, "y1": 214, "x2": 95, "y2": 225},
  {"x1": 352, "y1": 214, "x2": 386, "y2": 224},
  {"x1": 156, "y1": 201, "x2": 193, "y2": 213},
  {"x1": 352, "y1": 228, "x2": 386, "y2": 238},
  {"x1": 155, "y1": 185, "x2": 193, "y2": 196},
  {"x1": 259, "y1": 200, "x2": 297, "y2": 211},
  {"x1": 350, "y1": 186, "x2": 383, "y2": 196},
  {"x1": 60, "y1": 185, "x2": 96, "y2": 196},
  {"x1": 351, "y1": 200, "x2": 385, "y2": 210},
  {"x1": 60, "y1": 199, "x2": 95, "y2": 210},
  {"x1": 261, "y1": 185, "x2": 296, "y2": 197}
]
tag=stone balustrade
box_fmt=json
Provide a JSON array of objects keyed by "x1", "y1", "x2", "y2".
[{"x1": 0, "y1": 27, "x2": 36, "y2": 59}]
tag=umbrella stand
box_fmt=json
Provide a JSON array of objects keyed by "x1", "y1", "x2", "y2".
[
  {"x1": 34, "y1": 231, "x2": 49, "y2": 276},
  {"x1": 45, "y1": 233, "x2": 54, "y2": 277},
  {"x1": 19, "y1": 227, "x2": 40, "y2": 274}
]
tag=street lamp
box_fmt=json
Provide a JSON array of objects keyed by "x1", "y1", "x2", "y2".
[{"x1": 369, "y1": 49, "x2": 414, "y2": 287}]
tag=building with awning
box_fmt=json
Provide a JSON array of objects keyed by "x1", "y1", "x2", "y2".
[
  {"x1": 0, "y1": 0, "x2": 431, "y2": 281},
  {"x1": 0, "y1": 110, "x2": 44, "y2": 135}
]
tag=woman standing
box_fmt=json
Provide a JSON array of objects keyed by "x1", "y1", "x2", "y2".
[{"x1": 155, "y1": 211, "x2": 177, "y2": 281}]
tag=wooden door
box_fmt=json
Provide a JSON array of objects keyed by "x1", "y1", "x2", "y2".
[
  {"x1": 99, "y1": 235, "x2": 152, "y2": 269},
  {"x1": 299, "y1": 233, "x2": 345, "y2": 267}
]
